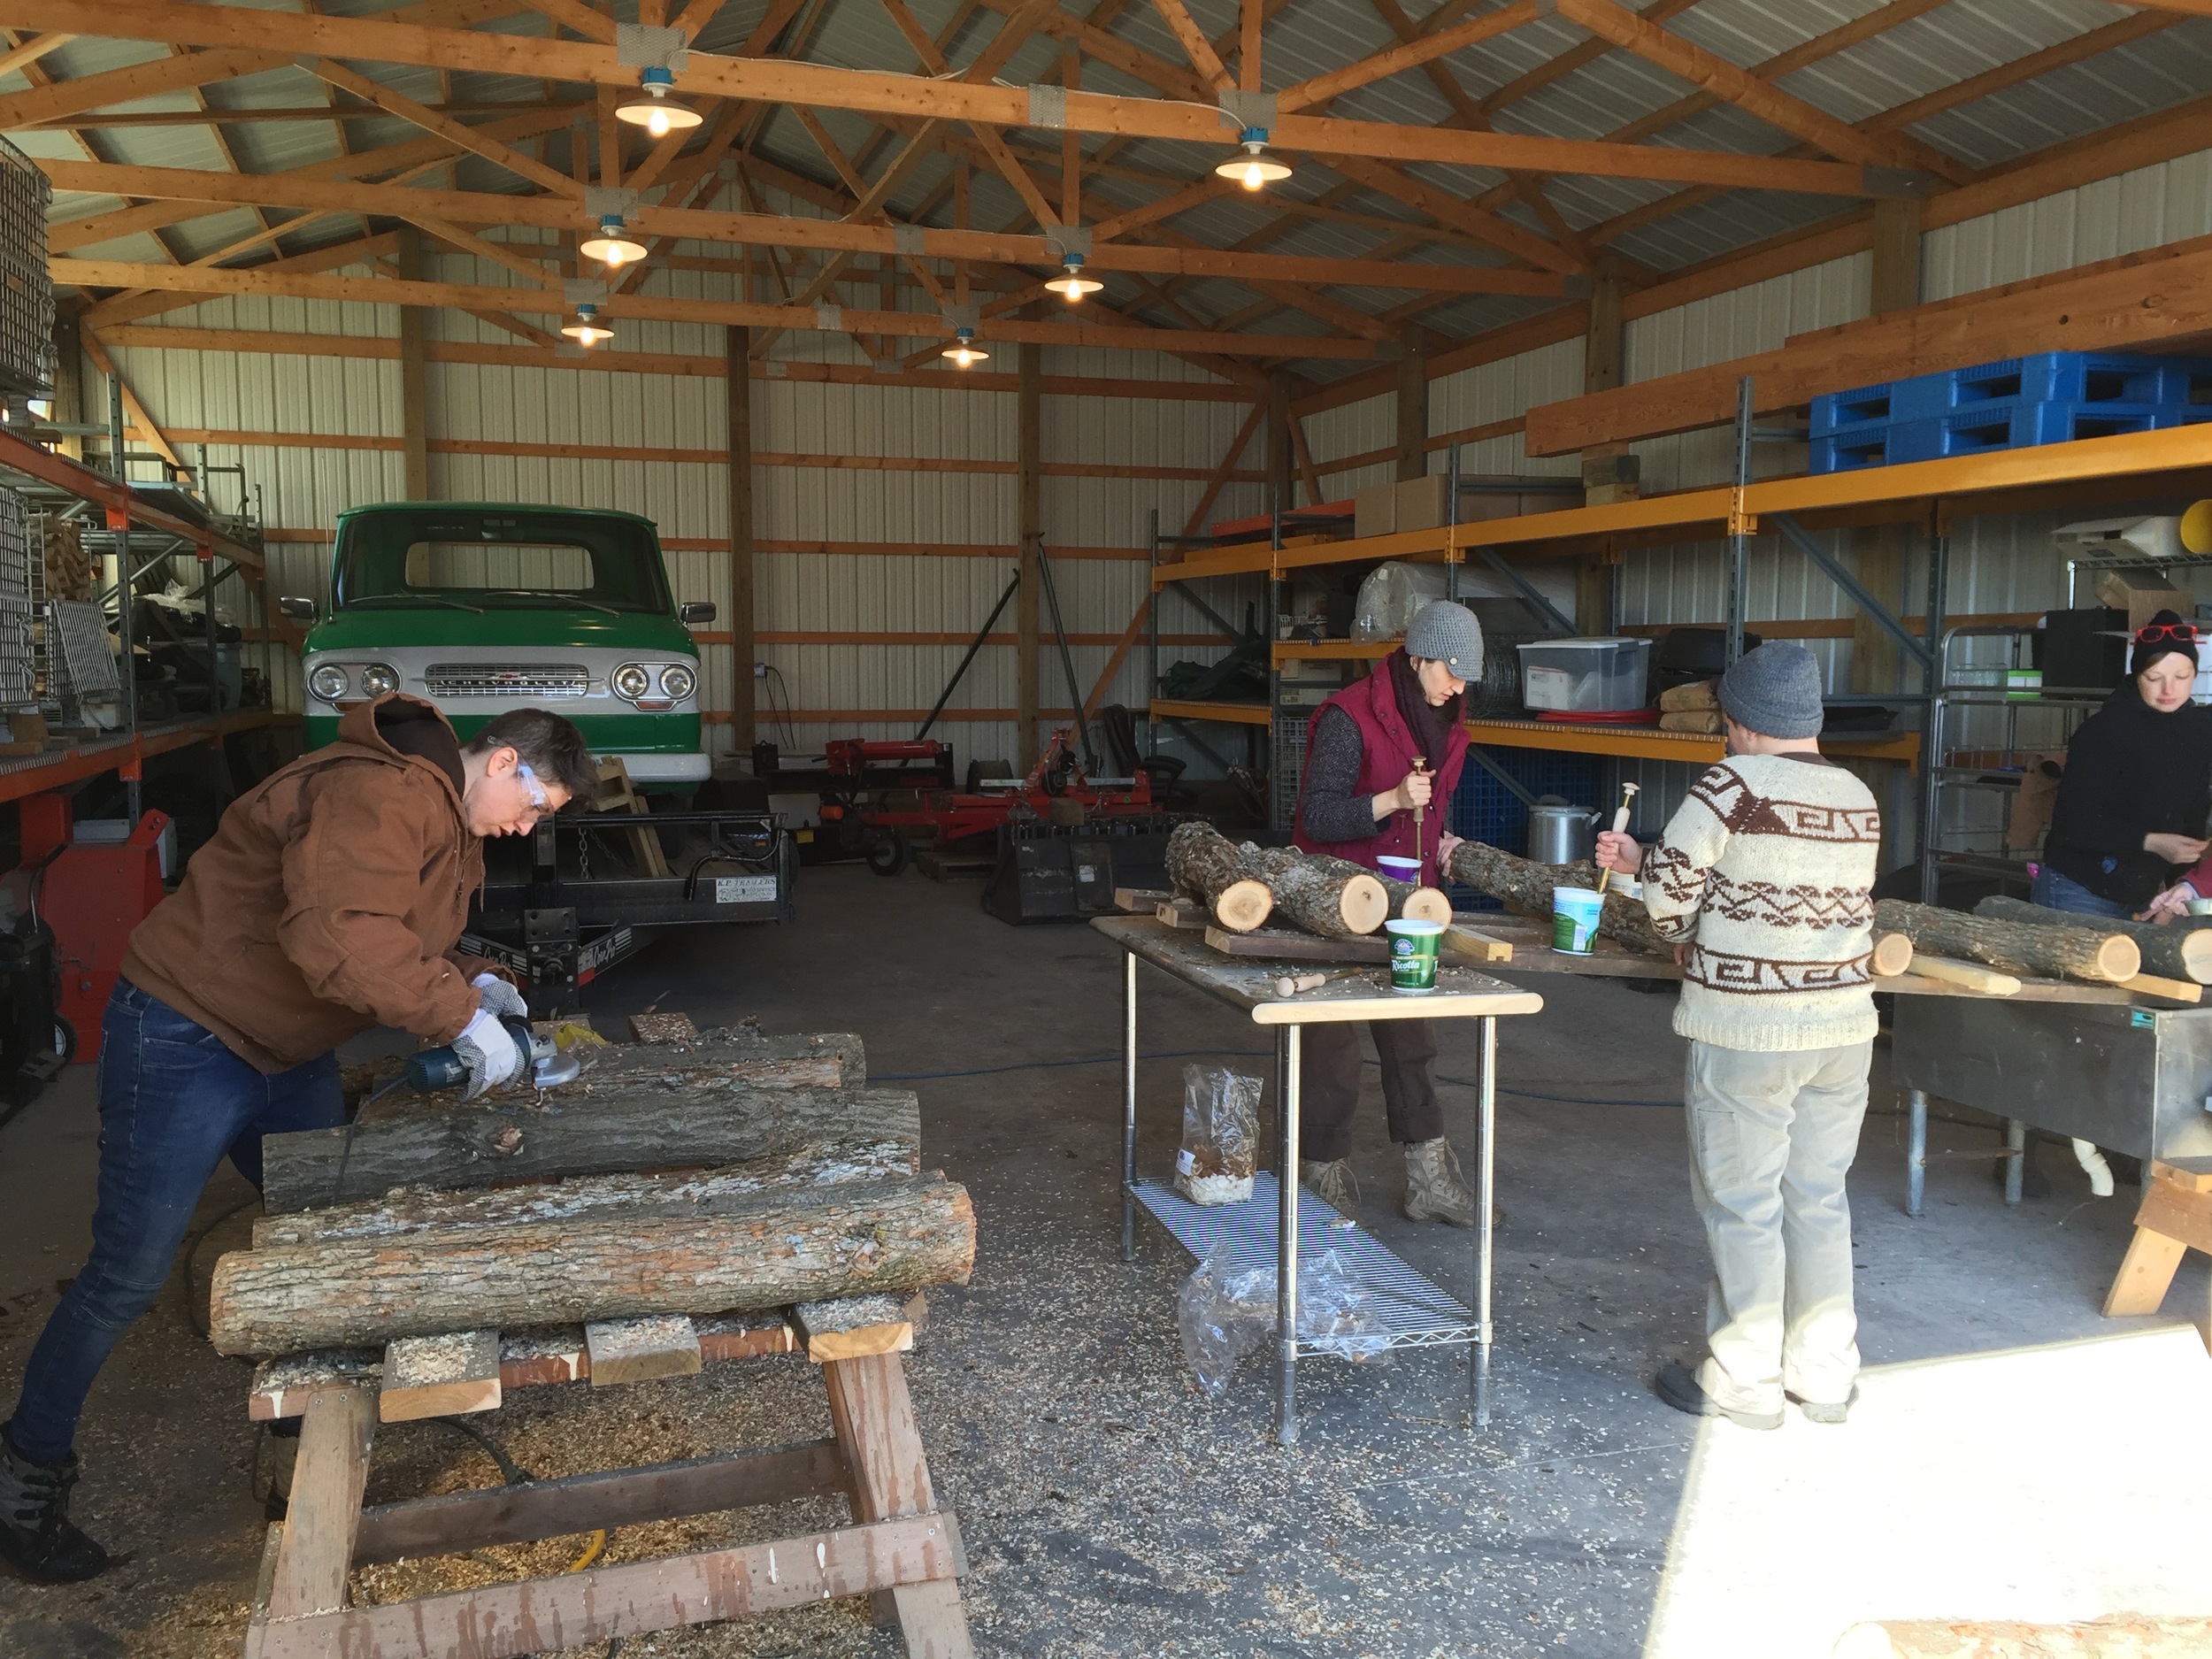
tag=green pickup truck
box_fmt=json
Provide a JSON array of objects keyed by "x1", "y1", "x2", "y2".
[
  {"x1": 288, "y1": 502, "x2": 712, "y2": 787},
  {"x1": 282, "y1": 501, "x2": 791, "y2": 1004}
]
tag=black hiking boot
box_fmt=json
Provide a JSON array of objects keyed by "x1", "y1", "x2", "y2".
[{"x1": 0, "y1": 1424, "x2": 112, "y2": 1584}]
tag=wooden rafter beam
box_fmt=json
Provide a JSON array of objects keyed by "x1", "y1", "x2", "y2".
[
  {"x1": 37, "y1": 158, "x2": 1573, "y2": 297},
  {"x1": 0, "y1": 0, "x2": 1909, "y2": 198},
  {"x1": 303, "y1": 56, "x2": 582, "y2": 198},
  {"x1": 50, "y1": 257, "x2": 1382, "y2": 357},
  {"x1": 1148, "y1": 0, "x2": 1231, "y2": 91},
  {"x1": 1275, "y1": 0, "x2": 1540, "y2": 114},
  {"x1": 0, "y1": 31, "x2": 72, "y2": 77}
]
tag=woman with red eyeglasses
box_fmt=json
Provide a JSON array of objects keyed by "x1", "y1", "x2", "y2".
[{"x1": 2037, "y1": 610, "x2": 2212, "y2": 919}]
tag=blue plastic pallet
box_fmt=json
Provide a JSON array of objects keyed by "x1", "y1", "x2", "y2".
[
  {"x1": 1814, "y1": 401, "x2": 2205, "y2": 473},
  {"x1": 1813, "y1": 350, "x2": 2212, "y2": 438}
]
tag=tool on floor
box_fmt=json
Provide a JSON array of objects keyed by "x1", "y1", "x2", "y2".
[
  {"x1": 365, "y1": 1018, "x2": 583, "y2": 1104},
  {"x1": 1594, "y1": 782, "x2": 1640, "y2": 896}
]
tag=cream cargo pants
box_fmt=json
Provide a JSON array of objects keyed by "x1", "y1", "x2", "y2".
[{"x1": 1682, "y1": 1038, "x2": 1874, "y2": 1416}]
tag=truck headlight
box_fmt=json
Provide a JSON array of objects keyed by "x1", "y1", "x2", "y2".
[
  {"x1": 308, "y1": 664, "x2": 349, "y2": 702},
  {"x1": 611, "y1": 664, "x2": 652, "y2": 702},
  {"x1": 357, "y1": 663, "x2": 400, "y2": 697},
  {"x1": 658, "y1": 663, "x2": 696, "y2": 701}
]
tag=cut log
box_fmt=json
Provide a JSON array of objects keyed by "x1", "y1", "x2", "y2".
[
  {"x1": 1835, "y1": 1616, "x2": 2212, "y2": 1659},
  {"x1": 1975, "y1": 895, "x2": 2212, "y2": 985},
  {"x1": 380, "y1": 1330, "x2": 501, "y2": 1423},
  {"x1": 1869, "y1": 932, "x2": 1915, "y2": 978},
  {"x1": 1289, "y1": 844, "x2": 1449, "y2": 924},
  {"x1": 251, "y1": 1139, "x2": 918, "y2": 1248},
  {"x1": 210, "y1": 1176, "x2": 975, "y2": 1356},
  {"x1": 1167, "y1": 820, "x2": 1275, "y2": 932},
  {"x1": 1874, "y1": 898, "x2": 2139, "y2": 984},
  {"x1": 259, "y1": 1086, "x2": 921, "y2": 1215},
  {"x1": 1446, "y1": 840, "x2": 1673, "y2": 957},
  {"x1": 1240, "y1": 846, "x2": 1388, "y2": 938},
  {"x1": 586, "y1": 1315, "x2": 703, "y2": 1386}
]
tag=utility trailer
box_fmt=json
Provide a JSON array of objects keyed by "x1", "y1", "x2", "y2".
[{"x1": 460, "y1": 803, "x2": 794, "y2": 1010}]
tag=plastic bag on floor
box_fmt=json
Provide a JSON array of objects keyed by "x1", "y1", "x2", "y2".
[
  {"x1": 1176, "y1": 1244, "x2": 1392, "y2": 1401},
  {"x1": 1175, "y1": 1064, "x2": 1260, "y2": 1206}
]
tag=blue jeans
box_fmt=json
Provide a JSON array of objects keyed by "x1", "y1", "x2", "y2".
[
  {"x1": 3, "y1": 980, "x2": 342, "y2": 1464},
  {"x1": 2032, "y1": 866, "x2": 2134, "y2": 919}
]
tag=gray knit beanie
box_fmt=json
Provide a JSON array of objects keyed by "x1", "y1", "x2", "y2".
[
  {"x1": 1717, "y1": 640, "x2": 1824, "y2": 739},
  {"x1": 1403, "y1": 600, "x2": 1484, "y2": 681}
]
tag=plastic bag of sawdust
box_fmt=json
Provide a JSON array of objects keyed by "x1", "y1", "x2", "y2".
[
  {"x1": 1176, "y1": 1245, "x2": 1393, "y2": 1402},
  {"x1": 1176, "y1": 1064, "x2": 1260, "y2": 1205}
]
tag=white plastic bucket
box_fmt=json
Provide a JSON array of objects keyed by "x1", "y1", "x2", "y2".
[
  {"x1": 1376, "y1": 855, "x2": 1423, "y2": 883},
  {"x1": 1552, "y1": 886, "x2": 1603, "y2": 955},
  {"x1": 1385, "y1": 918, "x2": 1445, "y2": 992}
]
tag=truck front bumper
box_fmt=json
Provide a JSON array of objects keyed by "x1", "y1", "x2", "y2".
[{"x1": 616, "y1": 750, "x2": 712, "y2": 785}]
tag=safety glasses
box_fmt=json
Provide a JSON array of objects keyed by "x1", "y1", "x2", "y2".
[{"x1": 516, "y1": 761, "x2": 552, "y2": 815}]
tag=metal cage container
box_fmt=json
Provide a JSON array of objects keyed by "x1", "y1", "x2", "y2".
[{"x1": 0, "y1": 136, "x2": 50, "y2": 400}]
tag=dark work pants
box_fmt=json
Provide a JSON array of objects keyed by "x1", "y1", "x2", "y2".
[
  {"x1": 4, "y1": 981, "x2": 342, "y2": 1465},
  {"x1": 1298, "y1": 1019, "x2": 1441, "y2": 1163}
]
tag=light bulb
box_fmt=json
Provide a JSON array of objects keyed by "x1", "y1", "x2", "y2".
[
  {"x1": 1239, "y1": 162, "x2": 1264, "y2": 190},
  {"x1": 648, "y1": 107, "x2": 670, "y2": 139}
]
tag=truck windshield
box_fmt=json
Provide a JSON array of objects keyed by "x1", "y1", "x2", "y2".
[{"x1": 333, "y1": 509, "x2": 671, "y2": 613}]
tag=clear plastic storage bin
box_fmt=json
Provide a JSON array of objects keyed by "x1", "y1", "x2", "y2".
[{"x1": 1515, "y1": 637, "x2": 1652, "y2": 713}]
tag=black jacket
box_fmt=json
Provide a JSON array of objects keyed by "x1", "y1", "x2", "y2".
[{"x1": 2044, "y1": 682, "x2": 2212, "y2": 907}]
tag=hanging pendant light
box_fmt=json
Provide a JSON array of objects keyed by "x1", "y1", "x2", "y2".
[
  {"x1": 580, "y1": 213, "x2": 649, "y2": 268},
  {"x1": 561, "y1": 303, "x2": 614, "y2": 347},
  {"x1": 941, "y1": 326, "x2": 988, "y2": 368},
  {"x1": 615, "y1": 67, "x2": 703, "y2": 140},
  {"x1": 1043, "y1": 253, "x2": 1103, "y2": 303},
  {"x1": 1214, "y1": 127, "x2": 1293, "y2": 192}
]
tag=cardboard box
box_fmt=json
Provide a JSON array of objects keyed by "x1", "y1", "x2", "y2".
[
  {"x1": 1354, "y1": 483, "x2": 1397, "y2": 540},
  {"x1": 2093, "y1": 567, "x2": 2186, "y2": 634},
  {"x1": 1396, "y1": 473, "x2": 1451, "y2": 532}
]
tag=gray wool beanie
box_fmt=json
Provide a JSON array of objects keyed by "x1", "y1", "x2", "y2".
[
  {"x1": 1717, "y1": 639, "x2": 1824, "y2": 739},
  {"x1": 1403, "y1": 599, "x2": 1484, "y2": 682}
]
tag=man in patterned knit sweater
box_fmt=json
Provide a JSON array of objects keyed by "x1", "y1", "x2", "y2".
[{"x1": 1595, "y1": 641, "x2": 1881, "y2": 1430}]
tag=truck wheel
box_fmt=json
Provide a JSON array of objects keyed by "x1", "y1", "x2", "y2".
[{"x1": 866, "y1": 834, "x2": 910, "y2": 877}]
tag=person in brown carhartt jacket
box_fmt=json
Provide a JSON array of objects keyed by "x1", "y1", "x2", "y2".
[{"x1": 2, "y1": 695, "x2": 598, "y2": 1585}]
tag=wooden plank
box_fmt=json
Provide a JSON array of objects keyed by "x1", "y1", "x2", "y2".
[
  {"x1": 825, "y1": 1351, "x2": 976, "y2": 1657},
  {"x1": 793, "y1": 1294, "x2": 915, "y2": 1363},
  {"x1": 1204, "y1": 925, "x2": 1391, "y2": 964},
  {"x1": 1905, "y1": 955, "x2": 2023, "y2": 997},
  {"x1": 350, "y1": 1439, "x2": 850, "y2": 1566},
  {"x1": 2150, "y1": 1157, "x2": 2212, "y2": 1194},
  {"x1": 379, "y1": 1330, "x2": 500, "y2": 1423},
  {"x1": 585, "y1": 1315, "x2": 704, "y2": 1387},
  {"x1": 1440, "y1": 923, "x2": 1513, "y2": 964},
  {"x1": 1113, "y1": 887, "x2": 1171, "y2": 912},
  {"x1": 2120, "y1": 973, "x2": 2201, "y2": 1004},
  {"x1": 1156, "y1": 897, "x2": 1211, "y2": 929},
  {"x1": 263, "y1": 1385, "x2": 377, "y2": 1624},
  {"x1": 250, "y1": 1514, "x2": 966, "y2": 1659},
  {"x1": 2102, "y1": 1226, "x2": 2189, "y2": 1318},
  {"x1": 2133, "y1": 1179, "x2": 2212, "y2": 1258}
]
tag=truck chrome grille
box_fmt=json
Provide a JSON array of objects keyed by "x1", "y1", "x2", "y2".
[{"x1": 425, "y1": 664, "x2": 591, "y2": 698}]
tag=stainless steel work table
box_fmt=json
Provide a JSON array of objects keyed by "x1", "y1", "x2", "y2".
[{"x1": 1091, "y1": 915, "x2": 1545, "y2": 1443}]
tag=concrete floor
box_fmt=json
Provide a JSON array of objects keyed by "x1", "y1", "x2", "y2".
[{"x1": 1, "y1": 863, "x2": 2200, "y2": 1657}]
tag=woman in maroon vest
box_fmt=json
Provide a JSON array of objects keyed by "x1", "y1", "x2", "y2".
[{"x1": 1291, "y1": 599, "x2": 1482, "y2": 1225}]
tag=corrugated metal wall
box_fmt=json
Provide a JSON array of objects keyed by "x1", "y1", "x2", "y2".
[{"x1": 1299, "y1": 144, "x2": 2212, "y2": 855}]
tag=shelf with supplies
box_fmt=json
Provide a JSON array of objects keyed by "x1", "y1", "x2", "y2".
[
  {"x1": 0, "y1": 710, "x2": 301, "y2": 806},
  {"x1": 1460, "y1": 717, "x2": 1923, "y2": 767},
  {"x1": 1146, "y1": 698, "x2": 1272, "y2": 728}
]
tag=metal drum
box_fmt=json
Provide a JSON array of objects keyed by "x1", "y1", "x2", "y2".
[{"x1": 1526, "y1": 799, "x2": 1597, "y2": 865}]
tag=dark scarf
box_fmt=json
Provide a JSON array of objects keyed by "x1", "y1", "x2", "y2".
[{"x1": 1390, "y1": 648, "x2": 1461, "y2": 773}]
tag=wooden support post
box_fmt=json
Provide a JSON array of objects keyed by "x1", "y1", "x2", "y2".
[
  {"x1": 1265, "y1": 368, "x2": 1293, "y2": 512},
  {"x1": 1393, "y1": 323, "x2": 1426, "y2": 483},
  {"x1": 1580, "y1": 256, "x2": 1635, "y2": 508},
  {"x1": 50, "y1": 313, "x2": 81, "y2": 461},
  {"x1": 824, "y1": 1351, "x2": 975, "y2": 1657},
  {"x1": 726, "y1": 323, "x2": 756, "y2": 749},
  {"x1": 1018, "y1": 341, "x2": 1042, "y2": 769},
  {"x1": 396, "y1": 226, "x2": 430, "y2": 501},
  {"x1": 260, "y1": 1384, "x2": 376, "y2": 1629}
]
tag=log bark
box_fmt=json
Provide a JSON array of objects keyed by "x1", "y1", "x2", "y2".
[
  {"x1": 1446, "y1": 840, "x2": 1673, "y2": 956},
  {"x1": 259, "y1": 1086, "x2": 922, "y2": 1216},
  {"x1": 252, "y1": 1139, "x2": 919, "y2": 1248},
  {"x1": 1974, "y1": 895, "x2": 2212, "y2": 985},
  {"x1": 1239, "y1": 846, "x2": 1387, "y2": 937},
  {"x1": 1166, "y1": 820, "x2": 1273, "y2": 932},
  {"x1": 209, "y1": 1176, "x2": 977, "y2": 1356},
  {"x1": 1874, "y1": 898, "x2": 2139, "y2": 983},
  {"x1": 1288, "y1": 844, "x2": 1448, "y2": 923}
]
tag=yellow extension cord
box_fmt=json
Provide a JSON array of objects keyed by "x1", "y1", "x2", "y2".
[{"x1": 567, "y1": 1530, "x2": 606, "y2": 1572}]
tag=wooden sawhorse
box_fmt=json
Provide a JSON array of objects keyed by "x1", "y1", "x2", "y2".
[
  {"x1": 2102, "y1": 1156, "x2": 2212, "y2": 1335},
  {"x1": 243, "y1": 1348, "x2": 972, "y2": 1659}
]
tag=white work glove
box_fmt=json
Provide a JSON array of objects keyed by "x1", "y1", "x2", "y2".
[
  {"x1": 472, "y1": 972, "x2": 530, "y2": 1023},
  {"x1": 456, "y1": 1006, "x2": 522, "y2": 1100}
]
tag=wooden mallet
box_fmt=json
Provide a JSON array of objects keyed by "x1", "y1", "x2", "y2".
[{"x1": 1595, "y1": 782, "x2": 1640, "y2": 896}]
